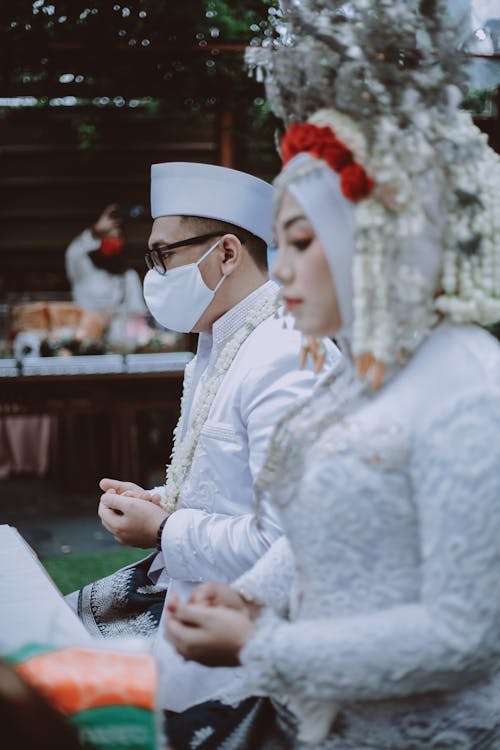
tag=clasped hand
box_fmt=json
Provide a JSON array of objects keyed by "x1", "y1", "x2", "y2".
[
  {"x1": 98, "y1": 477, "x2": 167, "y2": 548},
  {"x1": 165, "y1": 582, "x2": 259, "y2": 667}
]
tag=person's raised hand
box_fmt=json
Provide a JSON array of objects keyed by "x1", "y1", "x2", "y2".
[
  {"x1": 166, "y1": 602, "x2": 256, "y2": 667},
  {"x1": 99, "y1": 478, "x2": 162, "y2": 505},
  {"x1": 92, "y1": 204, "x2": 122, "y2": 238},
  {"x1": 98, "y1": 492, "x2": 167, "y2": 548}
]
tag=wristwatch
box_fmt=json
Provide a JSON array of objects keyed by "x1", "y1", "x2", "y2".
[{"x1": 155, "y1": 518, "x2": 168, "y2": 551}]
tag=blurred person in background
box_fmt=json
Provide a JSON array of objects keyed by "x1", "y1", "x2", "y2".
[{"x1": 65, "y1": 203, "x2": 147, "y2": 346}]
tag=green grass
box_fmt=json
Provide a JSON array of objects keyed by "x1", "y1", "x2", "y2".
[{"x1": 42, "y1": 547, "x2": 154, "y2": 595}]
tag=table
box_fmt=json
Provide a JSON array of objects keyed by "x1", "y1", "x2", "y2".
[
  {"x1": 0, "y1": 524, "x2": 91, "y2": 652},
  {"x1": 0, "y1": 369, "x2": 186, "y2": 489}
]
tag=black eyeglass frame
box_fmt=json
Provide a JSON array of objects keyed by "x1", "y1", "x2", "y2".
[{"x1": 145, "y1": 231, "x2": 239, "y2": 276}]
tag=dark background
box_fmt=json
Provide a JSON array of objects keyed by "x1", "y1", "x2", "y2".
[{"x1": 0, "y1": 0, "x2": 281, "y2": 297}]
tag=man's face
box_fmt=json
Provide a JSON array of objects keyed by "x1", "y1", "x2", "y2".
[
  {"x1": 147, "y1": 215, "x2": 229, "y2": 333},
  {"x1": 148, "y1": 216, "x2": 223, "y2": 291}
]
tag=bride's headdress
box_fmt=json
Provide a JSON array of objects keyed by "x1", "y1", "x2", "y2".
[{"x1": 248, "y1": 1, "x2": 500, "y2": 377}]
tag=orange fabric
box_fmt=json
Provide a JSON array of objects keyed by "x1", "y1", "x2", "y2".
[{"x1": 15, "y1": 648, "x2": 156, "y2": 715}]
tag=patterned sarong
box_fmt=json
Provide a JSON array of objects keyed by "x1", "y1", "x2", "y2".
[
  {"x1": 76, "y1": 553, "x2": 167, "y2": 638},
  {"x1": 165, "y1": 697, "x2": 293, "y2": 750}
]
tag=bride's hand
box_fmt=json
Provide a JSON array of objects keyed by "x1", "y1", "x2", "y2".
[
  {"x1": 188, "y1": 581, "x2": 260, "y2": 617},
  {"x1": 166, "y1": 602, "x2": 256, "y2": 667}
]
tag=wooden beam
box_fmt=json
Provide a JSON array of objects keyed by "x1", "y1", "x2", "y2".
[{"x1": 219, "y1": 110, "x2": 235, "y2": 168}]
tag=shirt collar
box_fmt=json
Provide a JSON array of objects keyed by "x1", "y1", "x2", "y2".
[
  {"x1": 215, "y1": 279, "x2": 279, "y2": 347},
  {"x1": 212, "y1": 279, "x2": 279, "y2": 347},
  {"x1": 196, "y1": 280, "x2": 279, "y2": 362}
]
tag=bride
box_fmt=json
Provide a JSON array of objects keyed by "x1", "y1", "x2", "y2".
[
  {"x1": 165, "y1": 105, "x2": 500, "y2": 749},
  {"x1": 164, "y1": 2, "x2": 500, "y2": 746}
]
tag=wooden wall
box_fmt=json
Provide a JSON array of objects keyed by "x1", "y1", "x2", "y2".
[
  {"x1": 0, "y1": 107, "x2": 220, "y2": 298},
  {"x1": 1, "y1": 100, "x2": 498, "y2": 301}
]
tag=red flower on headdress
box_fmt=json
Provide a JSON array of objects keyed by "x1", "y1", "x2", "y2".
[
  {"x1": 317, "y1": 137, "x2": 353, "y2": 172},
  {"x1": 281, "y1": 123, "x2": 322, "y2": 164},
  {"x1": 340, "y1": 163, "x2": 375, "y2": 202},
  {"x1": 281, "y1": 121, "x2": 374, "y2": 203}
]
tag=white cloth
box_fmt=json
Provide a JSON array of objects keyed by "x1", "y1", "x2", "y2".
[
  {"x1": 149, "y1": 280, "x2": 341, "y2": 712},
  {"x1": 286, "y1": 154, "x2": 356, "y2": 338},
  {"x1": 150, "y1": 162, "x2": 273, "y2": 245},
  {"x1": 447, "y1": 0, "x2": 500, "y2": 89},
  {"x1": 65, "y1": 229, "x2": 146, "y2": 314},
  {"x1": 234, "y1": 322, "x2": 500, "y2": 748},
  {"x1": 0, "y1": 525, "x2": 92, "y2": 651}
]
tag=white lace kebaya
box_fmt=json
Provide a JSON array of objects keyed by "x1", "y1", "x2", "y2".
[
  {"x1": 231, "y1": 323, "x2": 500, "y2": 749},
  {"x1": 219, "y1": 136, "x2": 500, "y2": 749}
]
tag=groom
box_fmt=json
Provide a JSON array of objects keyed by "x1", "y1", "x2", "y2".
[{"x1": 70, "y1": 161, "x2": 339, "y2": 712}]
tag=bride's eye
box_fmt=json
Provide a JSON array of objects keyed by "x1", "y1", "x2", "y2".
[{"x1": 291, "y1": 236, "x2": 313, "y2": 252}]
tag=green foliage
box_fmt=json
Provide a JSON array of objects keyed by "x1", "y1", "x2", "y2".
[
  {"x1": 43, "y1": 547, "x2": 153, "y2": 595},
  {"x1": 0, "y1": 2, "x2": 281, "y2": 169},
  {"x1": 204, "y1": 0, "x2": 278, "y2": 41},
  {"x1": 72, "y1": 117, "x2": 100, "y2": 150},
  {"x1": 462, "y1": 87, "x2": 498, "y2": 117},
  {"x1": 0, "y1": 1, "x2": 279, "y2": 113},
  {"x1": 236, "y1": 97, "x2": 281, "y2": 176}
]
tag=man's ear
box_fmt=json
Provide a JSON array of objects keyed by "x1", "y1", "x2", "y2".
[{"x1": 220, "y1": 234, "x2": 244, "y2": 277}]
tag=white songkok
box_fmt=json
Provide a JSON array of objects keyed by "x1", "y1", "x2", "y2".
[{"x1": 150, "y1": 162, "x2": 273, "y2": 246}]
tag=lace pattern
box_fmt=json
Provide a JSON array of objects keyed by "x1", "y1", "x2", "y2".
[
  {"x1": 239, "y1": 328, "x2": 500, "y2": 748},
  {"x1": 235, "y1": 536, "x2": 295, "y2": 618}
]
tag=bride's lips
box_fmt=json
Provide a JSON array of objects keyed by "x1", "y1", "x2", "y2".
[{"x1": 283, "y1": 297, "x2": 303, "y2": 311}]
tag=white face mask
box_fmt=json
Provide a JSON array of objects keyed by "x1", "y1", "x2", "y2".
[{"x1": 143, "y1": 239, "x2": 225, "y2": 332}]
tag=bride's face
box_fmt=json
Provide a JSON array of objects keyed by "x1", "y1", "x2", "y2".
[{"x1": 273, "y1": 190, "x2": 341, "y2": 337}]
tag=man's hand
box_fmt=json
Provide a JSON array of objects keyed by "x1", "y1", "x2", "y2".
[
  {"x1": 188, "y1": 582, "x2": 261, "y2": 618},
  {"x1": 166, "y1": 601, "x2": 256, "y2": 667},
  {"x1": 98, "y1": 492, "x2": 167, "y2": 548},
  {"x1": 99, "y1": 477, "x2": 162, "y2": 506}
]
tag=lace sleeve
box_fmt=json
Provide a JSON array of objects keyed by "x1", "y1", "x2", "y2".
[
  {"x1": 233, "y1": 535, "x2": 294, "y2": 617},
  {"x1": 240, "y1": 389, "x2": 500, "y2": 703}
]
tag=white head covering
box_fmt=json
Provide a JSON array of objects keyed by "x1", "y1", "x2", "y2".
[
  {"x1": 150, "y1": 162, "x2": 273, "y2": 246},
  {"x1": 279, "y1": 153, "x2": 356, "y2": 340},
  {"x1": 275, "y1": 144, "x2": 448, "y2": 363}
]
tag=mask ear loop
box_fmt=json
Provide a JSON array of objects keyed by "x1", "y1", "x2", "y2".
[
  {"x1": 195, "y1": 238, "x2": 222, "y2": 266},
  {"x1": 212, "y1": 274, "x2": 226, "y2": 293},
  {"x1": 196, "y1": 239, "x2": 226, "y2": 293}
]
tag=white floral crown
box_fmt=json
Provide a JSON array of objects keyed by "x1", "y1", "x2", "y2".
[{"x1": 250, "y1": 0, "x2": 500, "y2": 372}]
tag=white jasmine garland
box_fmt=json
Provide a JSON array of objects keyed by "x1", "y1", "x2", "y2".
[
  {"x1": 310, "y1": 108, "x2": 369, "y2": 165},
  {"x1": 434, "y1": 115, "x2": 500, "y2": 326},
  {"x1": 278, "y1": 94, "x2": 500, "y2": 377},
  {"x1": 307, "y1": 108, "x2": 500, "y2": 367},
  {"x1": 160, "y1": 288, "x2": 280, "y2": 514}
]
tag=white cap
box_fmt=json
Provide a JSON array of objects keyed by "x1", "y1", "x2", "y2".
[{"x1": 150, "y1": 162, "x2": 273, "y2": 246}]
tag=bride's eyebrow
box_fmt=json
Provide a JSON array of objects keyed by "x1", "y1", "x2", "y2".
[{"x1": 283, "y1": 215, "x2": 309, "y2": 230}]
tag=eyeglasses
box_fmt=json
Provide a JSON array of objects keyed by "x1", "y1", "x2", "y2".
[{"x1": 145, "y1": 232, "x2": 224, "y2": 276}]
